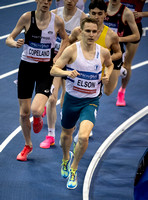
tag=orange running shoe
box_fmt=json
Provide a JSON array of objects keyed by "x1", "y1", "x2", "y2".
[
  {"x1": 17, "y1": 145, "x2": 33, "y2": 161},
  {"x1": 33, "y1": 117, "x2": 43, "y2": 133}
]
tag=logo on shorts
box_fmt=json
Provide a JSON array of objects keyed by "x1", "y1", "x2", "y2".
[{"x1": 44, "y1": 89, "x2": 50, "y2": 93}]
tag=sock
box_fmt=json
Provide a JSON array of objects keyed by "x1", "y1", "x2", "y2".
[
  {"x1": 120, "y1": 66, "x2": 127, "y2": 78},
  {"x1": 74, "y1": 132, "x2": 79, "y2": 143},
  {"x1": 48, "y1": 128, "x2": 55, "y2": 138}
]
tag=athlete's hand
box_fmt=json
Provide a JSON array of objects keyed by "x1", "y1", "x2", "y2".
[
  {"x1": 16, "y1": 39, "x2": 24, "y2": 48},
  {"x1": 68, "y1": 70, "x2": 80, "y2": 78},
  {"x1": 102, "y1": 74, "x2": 109, "y2": 85}
]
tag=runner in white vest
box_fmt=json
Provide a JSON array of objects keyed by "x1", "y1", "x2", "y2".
[
  {"x1": 40, "y1": 0, "x2": 87, "y2": 149},
  {"x1": 56, "y1": 0, "x2": 86, "y2": 11},
  {"x1": 50, "y1": 17, "x2": 113, "y2": 190}
]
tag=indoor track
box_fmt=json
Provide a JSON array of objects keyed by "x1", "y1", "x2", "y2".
[{"x1": 0, "y1": 1, "x2": 148, "y2": 200}]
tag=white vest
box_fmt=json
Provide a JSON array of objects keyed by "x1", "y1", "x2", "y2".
[
  {"x1": 56, "y1": 0, "x2": 85, "y2": 11},
  {"x1": 66, "y1": 42, "x2": 103, "y2": 98},
  {"x1": 21, "y1": 12, "x2": 56, "y2": 63},
  {"x1": 54, "y1": 7, "x2": 82, "y2": 52}
]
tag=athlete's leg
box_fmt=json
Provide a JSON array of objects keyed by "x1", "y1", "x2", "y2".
[
  {"x1": 19, "y1": 98, "x2": 32, "y2": 146},
  {"x1": 40, "y1": 77, "x2": 62, "y2": 148},
  {"x1": 61, "y1": 127, "x2": 75, "y2": 160},
  {"x1": 71, "y1": 120, "x2": 94, "y2": 170},
  {"x1": 47, "y1": 77, "x2": 62, "y2": 129},
  {"x1": 104, "y1": 69, "x2": 120, "y2": 96},
  {"x1": 31, "y1": 93, "x2": 48, "y2": 117},
  {"x1": 122, "y1": 42, "x2": 140, "y2": 89}
]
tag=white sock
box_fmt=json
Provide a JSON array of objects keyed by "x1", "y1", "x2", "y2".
[
  {"x1": 120, "y1": 66, "x2": 127, "y2": 78},
  {"x1": 48, "y1": 128, "x2": 55, "y2": 138},
  {"x1": 74, "y1": 132, "x2": 79, "y2": 143}
]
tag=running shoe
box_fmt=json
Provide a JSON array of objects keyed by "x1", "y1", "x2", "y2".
[
  {"x1": 61, "y1": 151, "x2": 73, "y2": 179},
  {"x1": 33, "y1": 117, "x2": 43, "y2": 133},
  {"x1": 40, "y1": 136, "x2": 55, "y2": 149},
  {"x1": 42, "y1": 106, "x2": 46, "y2": 118},
  {"x1": 17, "y1": 145, "x2": 33, "y2": 161},
  {"x1": 67, "y1": 168, "x2": 78, "y2": 189},
  {"x1": 116, "y1": 88, "x2": 126, "y2": 106}
]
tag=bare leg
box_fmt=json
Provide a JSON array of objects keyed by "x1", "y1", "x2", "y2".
[
  {"x1": 71, "y1": 120, "x2": 94, "y2": 169},
  {"x1": 47, "y1": 77, "x2": 62, "y2": 129},
  {"x1": 61, "y1": 127, "x2": 75, "y2": 160},
  {"x1": 122, "y1": 42, "x2": 139, "y2": 89},
  {"x1": 19, "y1": 98, "x2": 32, "y2": 146}
]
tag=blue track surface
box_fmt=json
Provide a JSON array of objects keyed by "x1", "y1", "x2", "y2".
[{"x1": 0, "y1": 1, "x2": 148, "y2": 200}]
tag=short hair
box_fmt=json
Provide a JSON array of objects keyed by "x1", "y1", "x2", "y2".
[
  {"x1": 80, "y1": 17, "x2": 99, "y2": 30},
  {"x1": 89, "y1": 0, "x2": 107, "y2": 12}
]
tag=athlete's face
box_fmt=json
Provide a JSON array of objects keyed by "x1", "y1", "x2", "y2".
[
  {"x1": 109, "y1": 0, "x2": 120, "y2": 6},
  {"x1": 64, "y1": 0, "x2": 78, "y2": 10},
  {"x1": 36, "y1": 0, "x2": 52, "y2": 12},
  {"x1": 81, "y1": 22, "x2": 98, "y2": 45},
  {"x1": 89, "y1": 8, "x2": 106, "y2": 26}
]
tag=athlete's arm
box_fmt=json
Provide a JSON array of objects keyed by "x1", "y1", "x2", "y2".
[
  {"x1": 69, "y1": 27, "x2": 81, "y2": 44},
  {"x1": 109, "y1": 30, "x2": 122, "y2": 61},
  {"x1": 134, "y1": 11, "x2": 148, "y2": 18},
  {"x1": 50, "y1": 44, "x2": 80, "y2": 78},
  {"x1": 119, "y1": 7, "x2": 140, "y2": 43},
  {"x1": 53, "y1": 15, "x2": 69, "y2": 63},
  {"x1": 6, "y1": 12, "x2": 30, "y2": 48},
  {"x1": 101, "y1": 47, "x2": 113, "y2": 85}
]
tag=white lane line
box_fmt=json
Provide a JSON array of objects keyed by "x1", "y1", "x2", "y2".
[
  {"x1": 1, "y1": 60, "x2": 147, "y2": 80},
  {"x1": 0, "y1": 60, "x2": 147, "y2": 152},
  {"x1": 0, "y1": 99, "x2": 60, "y2": 153},
  {"x1": 0, "y1": 69, "x2": 18, "y2": 80},
  {"x1": 0, "y1": 0, "x2": 35, "y2": 10},
  {"x1": 83, "y1": 106, "x2": 148, "y2": 200},
  {"x1": 132, "y1": 60, "x2": 148, "y2": 70},
  {"x1": 0, "y1": 30, "x2": 25, "y2": 40}
]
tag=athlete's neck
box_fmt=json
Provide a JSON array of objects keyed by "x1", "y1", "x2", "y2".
[
  {"x1": 63, "y1": 7, "x2": 77, "y2": 22},
  {"x1": 108, "y1": 2, "x2": 121, "y2": 14}
]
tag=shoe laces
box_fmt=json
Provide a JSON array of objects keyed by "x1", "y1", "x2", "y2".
[
  {"x1": 69, "y1": 168, "x2": 77, "y2": 181},
  {"x1": 61, "y1": 159, "x2": 69, "y2": 170}
]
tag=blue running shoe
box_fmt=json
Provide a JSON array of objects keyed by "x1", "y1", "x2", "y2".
[
  {"x1": 61, "y1": 151, "x2": 73, "y2": 178},
  {"x1": 67, "y1": 168, "x2": 78, "y2": 189}
]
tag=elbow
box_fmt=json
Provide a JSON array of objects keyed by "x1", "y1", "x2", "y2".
[
  {"x1": 50, "y1": 68, "x2": 54, "y2": 76},
  {"x1": 104, "y1": 88, "x2": 113, "y2": 96}
]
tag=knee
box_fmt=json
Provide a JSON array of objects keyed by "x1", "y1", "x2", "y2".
[
  {"x1": 48, "y1": 95, "x2": 57, "y2": 107},
  {"x1": 31, "y1": 106, "x2": 43, "y2": 117},
  {"x1": 104, "y1": 88, "x2": 113, "y2": 96},
  {"x1": 78, "y1": 136, "x2": 88, "y2": 145},
  {"x1": 20, "y1": 111, "x2": 30, "y2": 121}
]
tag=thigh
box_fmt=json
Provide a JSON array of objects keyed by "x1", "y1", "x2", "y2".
[
  {"x1": 124, "y1": 42, "x2": 139, "y2": 66},
  {"x1": 18, "y1": 60, "x2": 35, "y2": 99},
  {"x1": 79, "y1": 103, "x2": 98, "y2": 125},
  {"x1": 35, "y1": 62, "x2": 53, "y2": 98},
  {"x1": 31, "y1": 93, "x2": 48, "y2": 113},
  {"x1": 61, "y1": 93, "x2": 80, "y2": 129},
  {"x1": 79, "y1": 120, "x2": 94, "y2": 138}
]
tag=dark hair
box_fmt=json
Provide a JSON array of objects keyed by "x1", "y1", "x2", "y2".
[
  {"x1": 89, "y1": 0, "x2": 107, "y2": 12},
  {"x1": 80, "y1": 17, "x2": 99, "y2": 30}
]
